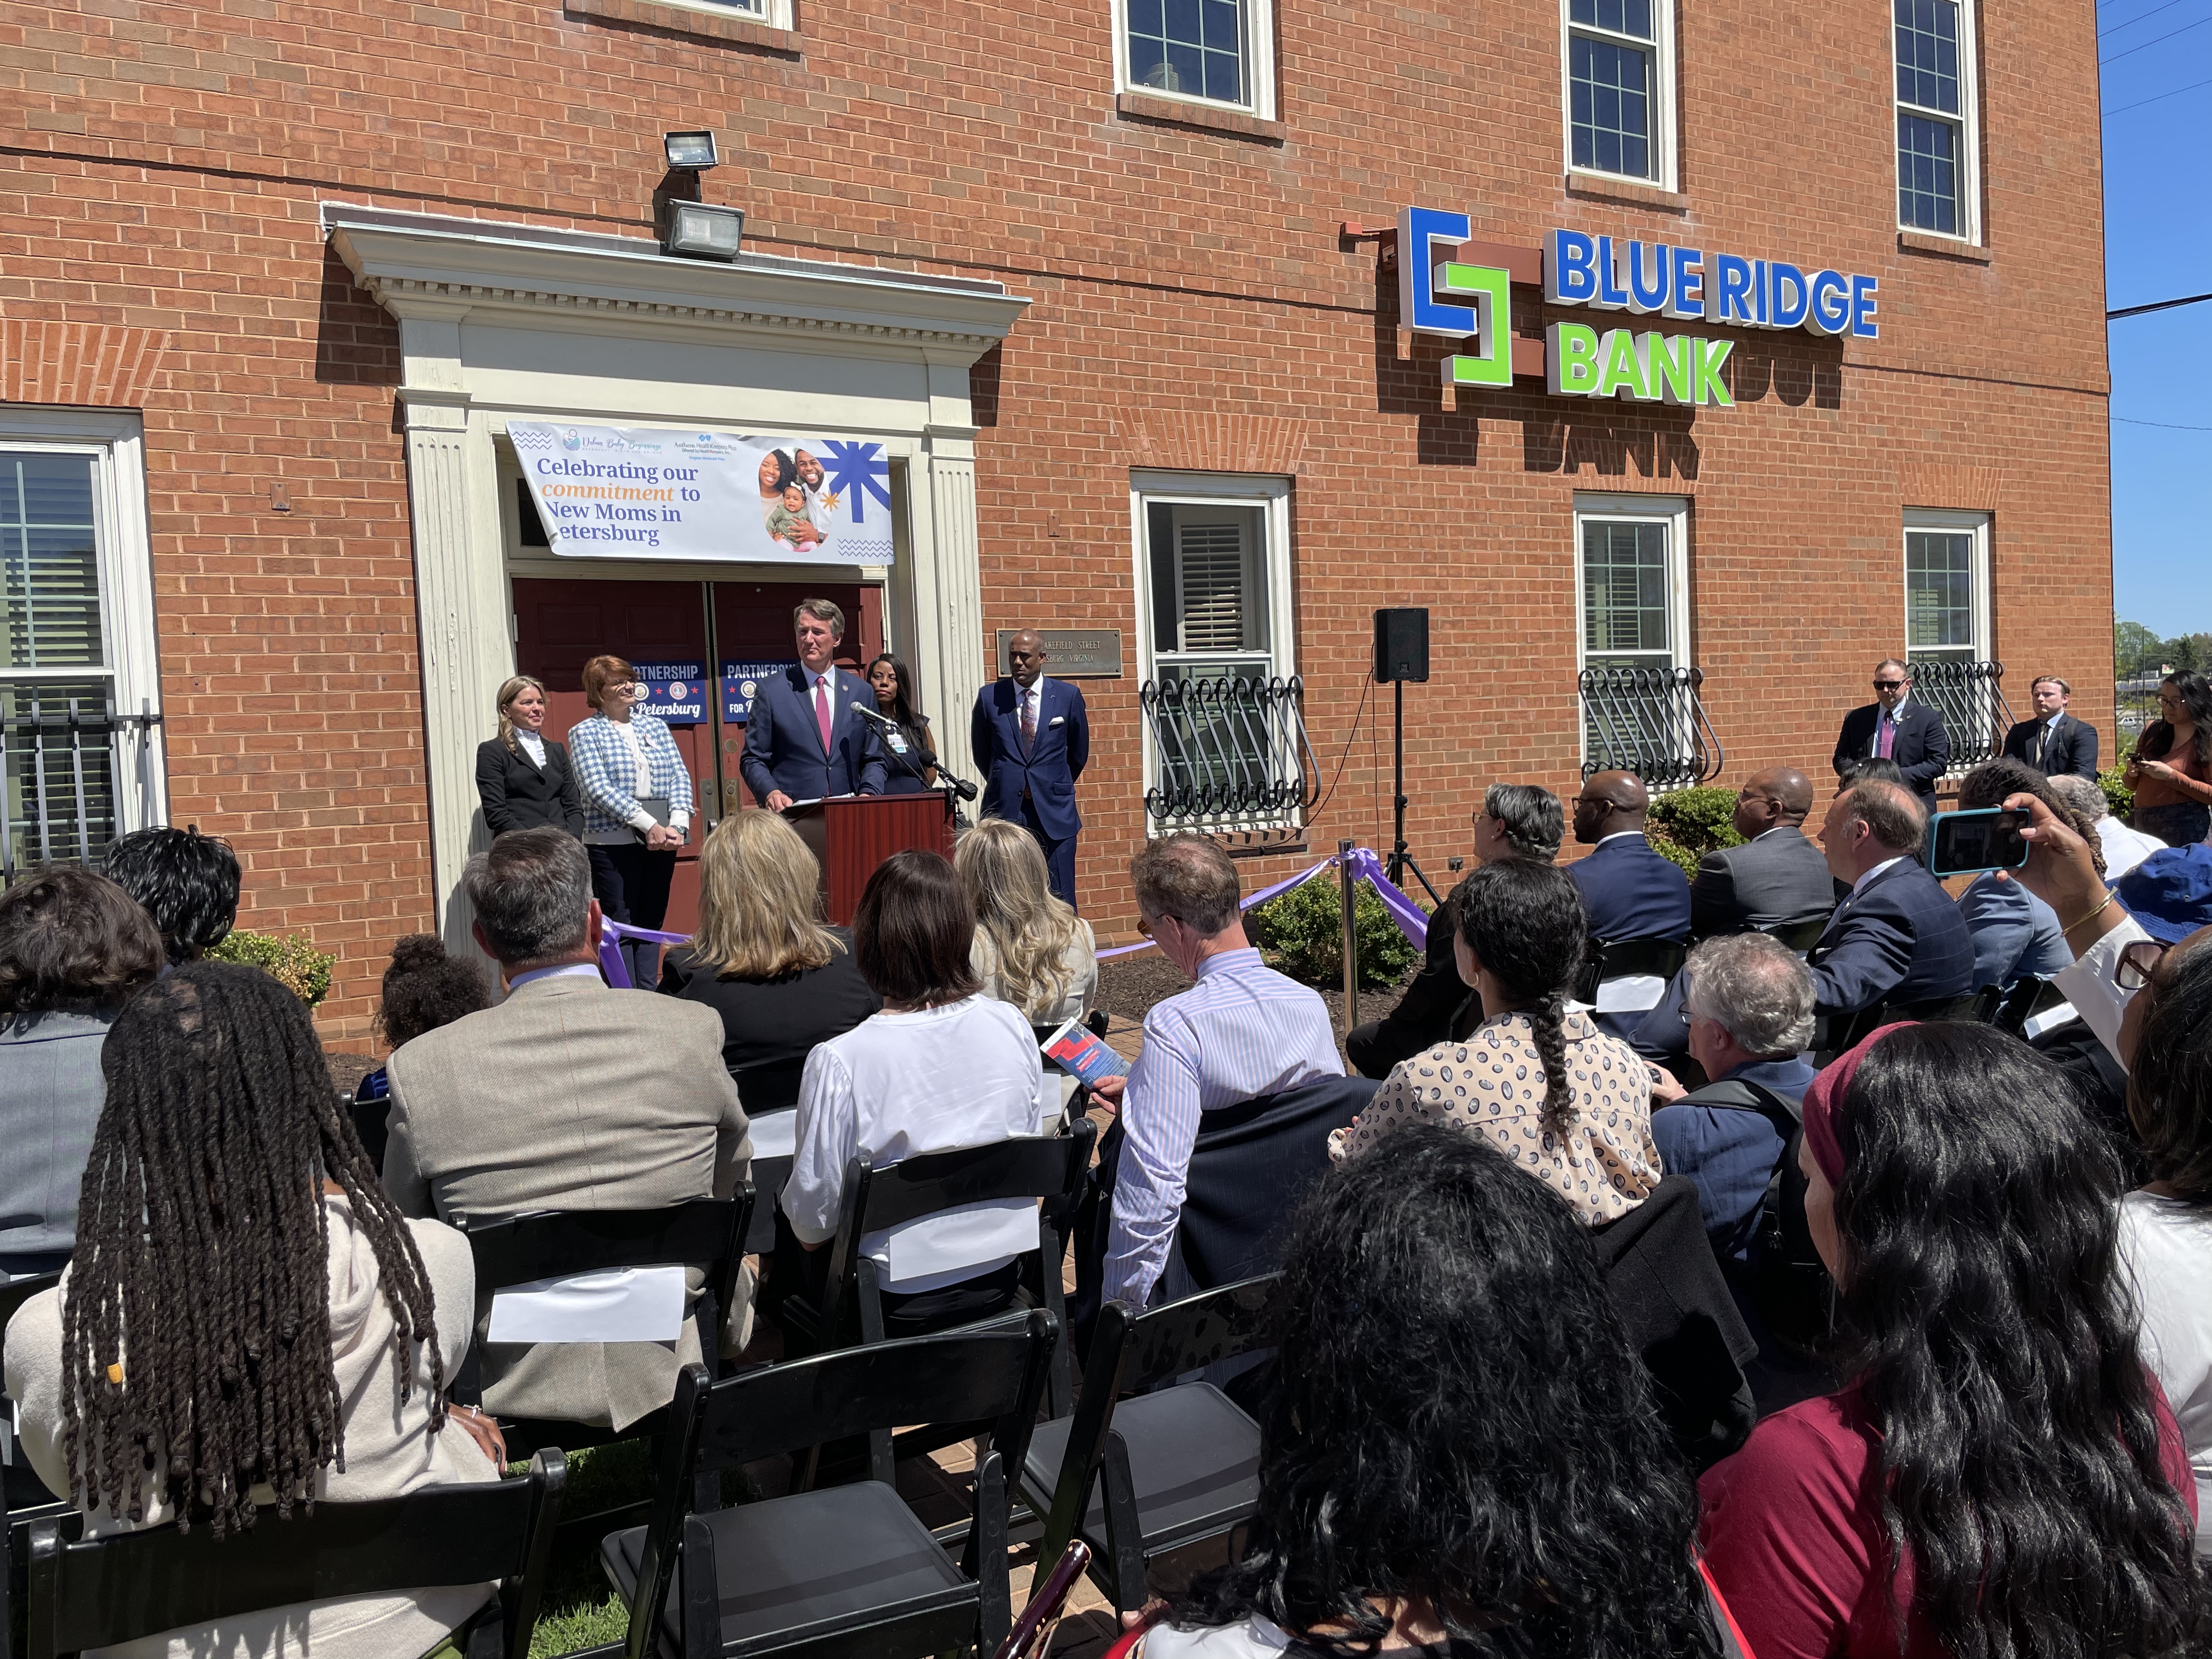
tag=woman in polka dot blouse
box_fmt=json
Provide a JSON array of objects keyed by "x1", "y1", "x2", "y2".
[{"x1": 1330, "y1": 859, "x2": 1661, "y2": 1224}]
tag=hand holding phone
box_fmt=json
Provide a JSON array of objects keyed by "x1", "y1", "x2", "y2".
[{"x1": 1928, "y1": 807, "x2": 2032, "y2": 878}]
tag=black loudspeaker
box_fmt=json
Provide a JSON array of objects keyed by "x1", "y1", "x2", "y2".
[{"x1": 1374, "y1": 607, "x2": 1430, "y2": 683}]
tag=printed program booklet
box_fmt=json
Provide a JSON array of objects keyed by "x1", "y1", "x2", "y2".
[{"x1": 1040, "y1": 1016, "x2": 1130, "y2": 1086}]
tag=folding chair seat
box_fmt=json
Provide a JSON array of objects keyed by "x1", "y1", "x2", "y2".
[{"x1": 1759, "y1": 916, "x2": 1831, "y2": 954}]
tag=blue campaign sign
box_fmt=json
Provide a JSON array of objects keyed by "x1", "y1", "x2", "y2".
[
  {"x1": 720, "y1": 661, "x2": 797, "y2": 722},
  {"x1": 636, "y1": 662, "x2": 707, "y2": 725}
]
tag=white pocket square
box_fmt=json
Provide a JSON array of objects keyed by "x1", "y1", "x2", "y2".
[{"x1": 1048, "y1": 715, "x2": 1065, "y2": 727}]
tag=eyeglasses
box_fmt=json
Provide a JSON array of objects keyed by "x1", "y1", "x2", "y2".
[
  {"x1": 1872, "y1": 679, "x2": 1905, "y2": 690},
  {"x1": 2116, "y1": 937, "x2": 2169, "y2": 992}
]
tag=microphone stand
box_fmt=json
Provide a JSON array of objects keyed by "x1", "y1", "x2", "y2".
[{"x1": 851, "y1": 700, "x2": 979, "y2": 811}]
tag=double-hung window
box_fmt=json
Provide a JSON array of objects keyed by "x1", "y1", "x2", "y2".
[
  {"x1": 1132, "y1": 472, "x2": 1299, "y2": 830},
  {"x1": 1564, "y1": 0, "x2": 1675, "y2": 187},
  {"x1": 1116, "y1": 0, "x2": 1277, "y2": 117},
  {"x1": 1903, "y1": 510, "x2": 1994, "y2": 764},
  {"x1": 1894, "y1": 0, "x2": 1980, "y2": 239},
  {"x1": 0, "y1": 410, "x2": 165, "y2": 874},
  {"x1": 1575, "y1": 494, "x2": 1707, "y2": 787}
]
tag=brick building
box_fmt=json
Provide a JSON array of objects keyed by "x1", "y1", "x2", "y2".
[{"x1": 0, "y1": 0, "x2": 2108, "y2": 1040}]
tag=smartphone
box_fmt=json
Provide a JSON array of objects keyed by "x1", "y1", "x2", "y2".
[
  {"x1": 1928, "y1": 807, "x2": 2032, "y2": 877},
  {"x1": 995, "y1": 1540, "x2": 1093, "y2": 1659}
]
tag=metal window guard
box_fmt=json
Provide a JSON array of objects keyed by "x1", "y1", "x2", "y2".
[
  {"x1": 1579, "y1": 665, "x2": 1723, "y2": 791},
  {"x1": 1, "y1": 696, "x2": 163, "y2": 879},
  {"x1": 1904, "y1": 659, "x2": 2012, "y2": 773},
  {"x1": 1141, "y1": 674, "x2": 1321, "y2": 825}
]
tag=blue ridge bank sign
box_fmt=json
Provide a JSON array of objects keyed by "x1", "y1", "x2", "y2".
[{"x1": 1397, "y1": 207, "x2": 1879, "y2": 407}]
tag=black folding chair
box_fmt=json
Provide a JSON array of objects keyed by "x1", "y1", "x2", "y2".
[
  {"x1": 599, "y1": 1312, "x2": 1059, "y2": 1659},
  {"x1": 1813, "y1": 991, "x2": 1985, "y2": 1062},
  {"x1": 454, "y1": 1189, "x2": 754, "y2": 1463},
  {"x1": 1573, "y1": 936, "x2": 1688, "y2": 1007},
  {"x1": 780, "y1": 1125, "x2": 1093, "y2": 1415},
  {"x1": 13, "y1": 1450, "x2": 565, "y2": 1659},
  {"x1": 1759, "y1": 916, "x2": 1831, "y2": 954},
  {"x1": 1020, "y1": 1275, "x2": 1278, "y2": 1615},
  {"x1": 1, "y1": 1272, "x2": 65, "y2": 1525}
]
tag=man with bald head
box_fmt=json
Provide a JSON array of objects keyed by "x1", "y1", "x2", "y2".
[
  {"x1": 973, "y1": 628, "x2": 1090, "y2": 908},
  {"x1": 1567, "y1": 769, "x2": 1693, "y2": 949},
  {"x1": 1688, "y1": 767, "x2": 1837, "y2": 941},
  {"x1": 1805, "y1": 777, "x2": 1975, "y2": 1016}
]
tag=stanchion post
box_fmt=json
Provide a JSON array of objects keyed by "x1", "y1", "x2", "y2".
[{"x1": 1339, "y1": 839, "x2": 1359, "y2": 1030}]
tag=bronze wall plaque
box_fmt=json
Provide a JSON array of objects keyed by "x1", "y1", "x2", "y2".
[{"x1": 994, "y1": 628, "x2": 1124, "y2": 679}]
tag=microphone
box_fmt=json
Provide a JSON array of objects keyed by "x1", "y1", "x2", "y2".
[
  {"x1": 849, "y1": 700, "x2": 898, "y2": 727},
  {"x1": 851, "y1": 701, "x2": 980, "y2": 801}
]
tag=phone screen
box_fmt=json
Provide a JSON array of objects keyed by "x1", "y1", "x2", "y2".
[{"x1": 1929, "y1": 808, "x2": 2031, "y2": 877}]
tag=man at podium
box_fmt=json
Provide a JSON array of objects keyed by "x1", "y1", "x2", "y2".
[{"x1": 740, "y1": 598, "x2": 888, "y2": 810}]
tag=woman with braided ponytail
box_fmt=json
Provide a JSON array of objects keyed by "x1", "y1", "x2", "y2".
[
  {"x1": 1, "y1": 961, "x2": 504, "y2": 1659},
  {"x1": 1331, "y1": 858, "x2": 1662, "y2": 1224}
]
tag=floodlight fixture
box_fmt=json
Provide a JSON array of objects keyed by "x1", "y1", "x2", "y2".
[
  {"x1": 662, "y1": 200, "x2": 744, "y2": 262},
  {"x1": 663, "y1": 131, "x2": 720, "y2": 170}
]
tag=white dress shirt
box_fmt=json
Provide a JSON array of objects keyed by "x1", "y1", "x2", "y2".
[
  {"x1": 515, "y1": 730, "x2": 547, "y2": 768},
  {"x1": 2050, "y1": 912, "x2": 2152, "y2": 1070},
  {"x1": 2095, "y1": 816, "x2": 2168, "y2": 881},
  {"x1": 784, "y1": 995, "x2": 1045, "y2": 1292},
  {"x1": 1850, "y1": 855, "x2": 1908, "y2": 898},
  {"x1": 1103, "y1": 947, "x2": 1342, "y2": 1309}
]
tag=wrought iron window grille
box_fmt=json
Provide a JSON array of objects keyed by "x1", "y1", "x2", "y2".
[
  {"x1": 1903, "y1": 657, "x2": 2011, "y2": 772},
  {"x1": 1, "y1": 695, "x2": 163, "y2": 878},
  {"x1": 1141, "y1": 674, "x2": 1319, "y2": 826},
  {"x1": 1578, "y1": 664, "x2": 1722, "y2": 791}
]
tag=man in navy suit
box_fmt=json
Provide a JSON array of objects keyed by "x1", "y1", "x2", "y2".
[
  {"x1": 972, "y1": 630, "x2": 1089, "y2": 909},
  {"x1": 1832, "y1": 658, "x2": 1951, "y2": 811},
  {"x1": 1999, "y1": 674, "x2": 2100, "y2": 778},
  {"x1": 1567, "y1": 771, "x2": 1692, "y2": 945},
  {"x1": 1807, "y1": 778, "x2": 1974, "y2": 1015},
  {"x1": 738, "y1": 598, "x2": 886, "y2": 809}
]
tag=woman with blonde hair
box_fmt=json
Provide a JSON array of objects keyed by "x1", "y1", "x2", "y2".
[
  {"x1": 955, "y1": 816, "x2": 1098, "y2": 1028},
  {"x1": 659, "y1": 809, "x2": 879, "y2": 1111},
  {"x1": 473, "y1": 672, "x2": 583, "y2": 838}
]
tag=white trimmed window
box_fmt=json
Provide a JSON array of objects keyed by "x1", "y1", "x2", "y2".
[
  {"x1": 1563, "y1": 0, "x2": 1677, "y2": 188},
  {"x1": 0, "y1": 409, "x2": 166, "y2": 873},
  {"x1": 656, "y1": 0, "x2": 792, "y2": 26},
  {"x1": 1894, "y1": 0, "x2": 1981, "y2": 240},
  {"x1": 1575, "y1": 493, "x2": 1692, "y2": 774},
  {"x1": 1902, "y1": 510, "x2": 1989, "y2": 663},
  {"x1": 1132, "y1": 471, "x2": 1297, "y2": 830},
  {"x1": 1114, "y1": 0, "x2": 1277, "y2": 118}
]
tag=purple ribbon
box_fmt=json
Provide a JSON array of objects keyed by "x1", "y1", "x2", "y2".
[
  {"x1": 1095, "y1": 847, "x2": 1428, "y2": 960},
  {"x1": 597, "y1": 918, "x2": 695, "y2": 989}
]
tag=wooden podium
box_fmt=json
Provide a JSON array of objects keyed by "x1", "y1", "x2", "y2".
[{"x1": 783, "y1": 793, "x2": 958, "y2": 924}]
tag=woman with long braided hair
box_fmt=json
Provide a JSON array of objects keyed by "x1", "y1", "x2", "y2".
[
  {"x1": 1331, "y1": 857, "x2": 1662, "y2": 1224},
  {"x1": 1, "y1": 961, "x2": 505, "y2": 1658}
]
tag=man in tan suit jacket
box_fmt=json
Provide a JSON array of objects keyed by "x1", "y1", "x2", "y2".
[{"x1": 384, "y1": 828, "x2": 751, "y2": 1431}]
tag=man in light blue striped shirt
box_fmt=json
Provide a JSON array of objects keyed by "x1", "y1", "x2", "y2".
[{"x1": 1092, "y1": 835, "x2": 1342, "y2": 1311}]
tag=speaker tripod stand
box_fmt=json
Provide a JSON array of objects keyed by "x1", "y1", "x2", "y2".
[{"x1": 1387, "y1": 677, "x2": 1443, "y2": 905}]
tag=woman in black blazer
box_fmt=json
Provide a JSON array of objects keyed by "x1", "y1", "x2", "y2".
[{"x1": 476, "y1": 674, "x2": 585, "y2": 837}]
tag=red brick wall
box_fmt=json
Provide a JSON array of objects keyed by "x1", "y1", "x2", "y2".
[{"x1": 0, "y1": 0, "x2": 2109, "y2": 1037}]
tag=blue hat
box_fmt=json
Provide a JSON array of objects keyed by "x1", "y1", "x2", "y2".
[{"x1": 2114, "y1": 844, "x2": 2212, "y2": 944}]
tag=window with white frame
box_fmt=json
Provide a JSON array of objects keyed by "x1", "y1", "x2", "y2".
[
  {"x1": 1564, "y1": 0, "x2": 1675, "y2": 187},
  {"x1": 1115, "y1": 0, "x2": 1276, "y2": 117},
  {"x1": 0, "y1": 410, "x2": 165, "y2": 875},
  {"x1": 1904, "y1": 510, "x2": 1994, "y2": 761},
  {"x1": 1575, "y1": 494, "x2": 1694, "y2": 778},
  {"x1": 657, "y1": 0, "x2": 791, "y2": 26},
  {"x1": 1133, "y1": 472, "x2": 1297, "y2": 829},
  {"x1": 1893, "y1": 0, "x2": 1980, "y2": 239}
]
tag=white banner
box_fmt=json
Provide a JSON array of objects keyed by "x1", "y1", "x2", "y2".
[{"x1": 510, "y1": 422, "x2": 895, "y2": 566}]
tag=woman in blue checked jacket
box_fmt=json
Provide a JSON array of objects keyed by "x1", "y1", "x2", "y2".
[{"x1": 569, "y1": 653, "x2": 695, "y2": 988}]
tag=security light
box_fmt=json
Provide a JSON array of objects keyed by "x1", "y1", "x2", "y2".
[
  {"x1": 663, "y1": 131, "x2": 720, "y2": 170},
  {"x1": 662, "y1": 200, "x2": 744, "y2": 262}
]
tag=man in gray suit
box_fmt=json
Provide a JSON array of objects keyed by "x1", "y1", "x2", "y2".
[
  {"x1": 384, "y1": 828, "x2": 751, "y2": 1431},
  {"x1": 1690, "y1": 767, "x2": 1838, "y2": 942}
]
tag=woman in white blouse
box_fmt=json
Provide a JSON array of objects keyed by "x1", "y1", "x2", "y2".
[
  {"x1": 783, "y1": 849, "x2": 1045, "y2": 1338},
  {"x1": 566, "y1": 654, "x2": 695, "y2": 988}
]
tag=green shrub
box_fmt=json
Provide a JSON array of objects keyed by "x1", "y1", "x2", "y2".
[
  {"x1": 2098, "y1": 764, "x2": 2134, "y2": 822},
  {"x1": 205, "y1": 928, "x2": 337, "y2": 1007},
  {"x1": 1248, "y1": 871, "x2": 1422, "y2": 989},
  {"x1": 1645, "y1": 784, "x2": 1742, "y2": 877}
]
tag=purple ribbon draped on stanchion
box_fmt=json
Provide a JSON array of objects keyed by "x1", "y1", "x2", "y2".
[
  {"x1": 597, "y1": 918, "x2": 695, "y2": 989},
  {"x1": 1094, "y1": 844, "x2": 1428, "y2": 960}
]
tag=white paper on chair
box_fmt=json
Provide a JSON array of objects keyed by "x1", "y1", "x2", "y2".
[
  {"x1": 1593, "y1": 974, "x2": 1666, "y2": 1014},
  {"x1": 747, "y1": 1108, "x2": 798, "y2": 1160},
  {"x1": 487, "y1": 1266, "x2": 686, "y2": 1345},
  {"x1": 2021, "y1": 1000, "x2": 2079, "y2": 1041}
]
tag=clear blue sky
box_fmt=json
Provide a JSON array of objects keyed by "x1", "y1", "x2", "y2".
[{"x1": 2102, "y1": 0, "x2": 2212, "y2": 635}]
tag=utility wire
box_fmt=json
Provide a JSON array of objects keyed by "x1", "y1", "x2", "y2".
[
  {"x1": 2114, "y1": 415, "x2": 2212, "y2": 430},
  {"x1": 2104, "y1": 74, "x2": 2212, "y2": 114},
  {"x1": 2108, "y1": 291, "x2": 2212, "y2": 318},
  {"x1": 2101, "y1": 14, "x2": 2212, "y2": 63},
  {"x1": 2099, "y1": 0, "x2": 2198, "y2": 38}
]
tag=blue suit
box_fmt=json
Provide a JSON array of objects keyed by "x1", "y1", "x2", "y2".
[
  {"x1": 1805, "y1": 857, "x2": 1976, "y2": 1014},
  {"x1": 1568, "y1": 832, "x2": 1692, "y2": 944},
  {"x1": 1957, "y1": 871, "x2": 2072, "y2": 990},
  {"x1": 1650, "y1": 1054, "x2": 1816, "y2": 1262},
  {"x1": 972, "y1": 675, "x2": 1089, "y2": 909},
  {"x1": 739, "y1": 664, "x2": 887, "y2": 803}
]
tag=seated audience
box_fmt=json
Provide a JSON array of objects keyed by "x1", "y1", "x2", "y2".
[
  {"x1": 100, "y1": 824, "x2": 241, "y2": 966},
  {"x1": 1333, "y1": 859, "x2": 1660, "y2": 1224},
  {"x1": 954, "y1": 815, "x2": 1098, "y2": 1028},
  {"x1": 2117, "y1": 917, "x2": 2212, "y2": 1551},
  {"x1": 3, "y1": 963, "x2": 501, "y2": 1657},
  {"x1": 1093, "y1": 834, "x2": 1342, "y2": 1314},
  {"x1": 1346, "y1": 783, "x2": 1560, "y2": 1078},
  {"x1": 1832, "y1": 754, "x2": 1905, "y2": 793},
  {"x1": 2049, "y1": 769, "x2": 2166, "y2": 881},
  {"x1": 1805, "y1": 778, "x2": 1975, "y2": 1017},
  {"x1": 1120, "y1": 1127, "x2": 1744, "y2": 1659},
  {"x1": 383, "y1": 827, "x2": 750, "y2": 1431},
  {"x1": 1568, "y1": 769, "x2": 1692, "y2": 945},
  {"x1": 659, "y1": 809, "x2": 879, "y2": 1112},
  {"x1": 1699, "y1": 1021, "x2": 2204, "y2": 1659},
  {"x1": 1650, "y1": 933, "x2": 1817, "y2": 1262},
  {"x1": 0, "y1": 870, "x2": 163, "y2": 1277},
  {"x1": 1952, "y1": 759, "x2": 2077, "y2": 990},
  {"x1": 349, "y1": 934, "x2": 494, "y2": 1171},
  {"x1": 783, "y1": 849, "x2": 1045, "y2": 1334},
  {"x1": 1690, "y1": 767, "x2": 1835, "y2": 940}
]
